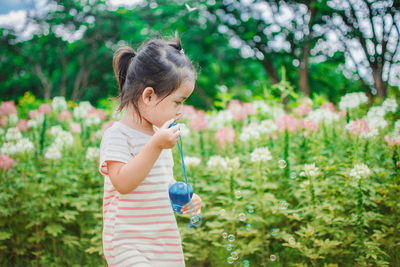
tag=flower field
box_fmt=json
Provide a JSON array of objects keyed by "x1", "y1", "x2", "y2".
[{"x1": 0, "y1": 92, "x2": 399, "y2": 266}]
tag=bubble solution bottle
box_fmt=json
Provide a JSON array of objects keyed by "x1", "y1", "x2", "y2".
[{"x1": 168, "y1": 182, "x2": 193, "y2": 214}]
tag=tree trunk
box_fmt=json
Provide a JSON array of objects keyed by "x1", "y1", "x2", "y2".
[
  {"x1": 33, "y1": 64, "x2": 52, "y2": 99},
  {"x1": 261, "y1": 57, "x2": 280, "y2": 84},
  {"x1": 299, "y1": 59, "x2": 310, "y2": 96},
  {"x1": 371, "y1": 66, "x2": 387, "y2": 98}
]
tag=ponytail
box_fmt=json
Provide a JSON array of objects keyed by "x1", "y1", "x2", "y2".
[{"x1": 112, "y1": 46, "x2": 136, "y2": 93}]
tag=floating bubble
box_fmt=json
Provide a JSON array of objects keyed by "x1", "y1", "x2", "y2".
[
  {"x1": 289, "y1": 171, "x2": 297, "y2": 179},
  {"x1": 191, "y1": 215, "x2": 201, "y2": 226},
  {"x1": 278, "y1": 159, "x2": 287, "y2": 168},
  {"x1": 270, "y1": 228, "x2": 279, "y2": 236},
  {"x1": 270, "y1": 254, "x2": 276, "y2": 261},
  {"x1": 239, "y1": 212, "x2": 246, "y2": 221},
  {"x1": 246, "y1": 205, "x2": 254, "y2": 214},
  {"x1": 226, "y1": 243, "x2": 233, "y2": 251},
  {"x1": 235, "y1": 190, "x2": 242, "y2": 199},
  {"x1": 243, "y1": 260, "x2": 250, "y2": 267},
  {"x1": 222, "y1": 232, "x2": 228, "y2": 239},
  {"x1": 289, "y1": 237, "x2": 295, "y2": 245},
  {"x1": 231, "y1": 251, "x2": 239, "y2": 260},
  {"x1": 300, "y1": 171, "x2": 305, "y2": 177},
  {"x1": 245, "y1": 224, "x2": 252, "y2": 231},
  {"x1": 227, "y1": 256, "x2": 234, "y2": 264},
  {"x1": 228, "y1": 234, "x2": 235, "y2": 242},
  {"x1": 220, "y1": 209, "x2": 226, "y2": 215},
  {"x1": 279, "y1": 200, "x2": 288, "y2": 210}
]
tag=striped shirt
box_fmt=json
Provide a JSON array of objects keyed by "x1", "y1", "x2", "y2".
[{"x1": 98, "y1": 121, "x2": 185, "y2": 267}]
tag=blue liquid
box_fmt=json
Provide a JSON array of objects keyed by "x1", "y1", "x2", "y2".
[{"x1": 169, "y1": 182, "x2": 193, "y2": 214}]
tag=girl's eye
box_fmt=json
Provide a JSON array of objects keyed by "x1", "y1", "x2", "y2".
[{"x1": 175, "y1": 102, "x2": 182, "y2": 105}]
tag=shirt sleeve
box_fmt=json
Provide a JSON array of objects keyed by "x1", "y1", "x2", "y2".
[{"x1": 98, "y1": 128, "x2": 131, "y2": 176}]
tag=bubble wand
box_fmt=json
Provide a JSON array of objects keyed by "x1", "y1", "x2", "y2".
[{"x1": 168, "y1": 122, "x2": 202, "y2": 229}]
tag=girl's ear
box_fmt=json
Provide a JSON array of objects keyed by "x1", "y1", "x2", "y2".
[{"x1": 142, "y1": 87, "x2": 155, "y2": 105}]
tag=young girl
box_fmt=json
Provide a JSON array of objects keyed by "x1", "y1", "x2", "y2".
[{"x1": 98, "y1": 34, "x2": 202, "y2": 267}]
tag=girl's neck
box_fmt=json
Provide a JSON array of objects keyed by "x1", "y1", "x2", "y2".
[{"x1": 120, "y1": 109, "x2": 155, "y2": 136}]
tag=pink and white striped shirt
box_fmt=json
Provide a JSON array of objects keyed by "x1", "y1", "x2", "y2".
[{"x1": 98, "y1": 121, "x2": 185, "y2": 267}]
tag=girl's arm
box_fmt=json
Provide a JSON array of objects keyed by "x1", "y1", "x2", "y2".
[{"x1": 107, "y1": 119, "x2": 180, "y2": 194}]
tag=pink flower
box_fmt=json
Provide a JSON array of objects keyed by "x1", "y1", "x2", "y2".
[
  {"x1": 215, "y1": 126, "x2": 235, "y2": 146},
  {"x1": 300, "y1": 118, "x2": 318, "y2": 133},
  {"x1": 0, "y1": 155, "x2": 14, "y2": 171},
  {"x1": 88, "y1": 108, "x2": 107, "y2": 120},
  {"x1": 70, "y1": 122, "x2": 81, "y2": 133},
  {"x1": 347, "y1": 119, "x2": 369, "y2": 135},
  {"x1": 59, "y1": 110, "x2": 72, "y2": 122},
  {"x1": 338, "y1": 110, "x2": 346, "y2": 118},
  {"x1": 384, "y1": 135, "x2": 400, "y2": 146},
  {"x1": 321, "y1": 102, "x2": 336, "y2": 112},
  {"x1": 191, "y1": 110, "x2": 208, "y2": 130},
  {"x1": 29, "y1": 109, "x2": 42, "y2": 119},
  {"x1": 277, "y1": 114, "x2": 298, "y2": 132},
  {"x1": 17, "y1": 119, "x2": 29, "y2": 131},
  {"x1": 182, "y1": 105, "x2": 197, "y2": 119},
  {"x1": 228, "y1": 100, "x2": 248, "y2": 121},
  {"x1": 39, "y1": 104, "x2": 52, "y2": 114},
  {"x1": 243, "y1": 103, "x2": 256, "y2": 115},
  {"x1": 0, "y1": 101, "x2": 17, "y2": 116},
  {"x1": 295, "y1": 103, "x2": 312, "y2": 116},
  {"x1": 102, "y1": 120, "x2": 115, "y2": 132},
  {"x1": 0, "y1": 117, "x2": 6, "y2": 127}
]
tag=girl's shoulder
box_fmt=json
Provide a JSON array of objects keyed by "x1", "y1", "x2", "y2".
[{"x1": 102, "y1": 121, "x2": 152, "y2": 142}]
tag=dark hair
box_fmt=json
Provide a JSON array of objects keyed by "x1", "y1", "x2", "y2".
[{"x1": 112, "y1": 32, "x2": 197, "y2": 123}]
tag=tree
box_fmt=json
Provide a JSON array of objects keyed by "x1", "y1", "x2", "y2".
[{"x1": 326, "y1": 0, "x2": 400, "y2": 99}]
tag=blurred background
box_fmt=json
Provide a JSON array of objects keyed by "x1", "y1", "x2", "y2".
[{"x1": 1, "y1": 0, "x2": 399, "y2": 110}]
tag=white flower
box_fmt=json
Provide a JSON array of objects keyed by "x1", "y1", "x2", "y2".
[
  {"x1": 0, "y1": 142, "x2": 17, "y2": 154},
  {"x1": 227, "y1": 157, "x2": 240, "y2": 171},
  {"x1": 207, "y1": 155, "x2": 228, "y2": 169},
  {"x1": 253, "y1": 100, "x2": 271, "y2": 114},
  {"x1": 15, "y1": 138, "x2": 34, "y2": 153},
  {"x1": 45, "y1": 145, "x2": 62, "y2": 160},
  {"x1": 239, "y1": 120, "x2": 276, "y2": 142},
  {"x1": 7, "y1": 114, "x2": 18, "y2": 125},
  {"x1": 51, "y1": 96, "x2": 68, "y2": 112},
  {"x1": 85, "y1": 114, "x2": 101, "y2": 127},
  {"x1": 382, "y1": 98, "x2": 398, "y2": 113},
  {"x1": 48, "y1": 125, "x2": 64, "y2": 137},
  {"x1": 360, "y1": 128, "x2": 378, "y2": 139},
  {"x1": 367, "y1": 106, "x2": 386, "y2": 119},
  {"x1": 349, "y1": 163, "x2": 371, "y2": 179},
  {"x1": 73, "y1": 101, "x2": 93, "y2": 119},
  {"x1": 250, "y1": 147, "x2": 272, "y2": 162},
  {"x1": 304, "y1": 163, "x2": 319, "y2": 177},
  {"x1": 206, "y1": 110, "x2": 233, "y2": 130},
  {"x1": 94, "y1": 129, "x2": 103, "y2": 140},
  {"x1": 178, "y1": 123, "x2": 190, "y2": 137},
  {"x1": 184, "y1": 156, "x2": 201, "y2": 167},
  {"x1": 270, "y1": 106, "x2": 285, "y2": 120},
  {"x1": 86, "y1": 147, "x2": 99, "y2": 160},
  {"x1": 53, "y1": 131, "x2": 74, "y2": 149},
  {"x1": 339, "y1": 92, "x2": 368, "y2": 110},
  {"x1": 0, "y1": 128, "x2": 4, "y2": 136},
  {"x1": 5, "y1": 127, "x2": 22, "y2": 141},
  {"x1": 27, "y1": 120, "x2": 38, "y2": 129},
  {"x1": 307, "y1": 108, "x2": 339, "y2": 124}
]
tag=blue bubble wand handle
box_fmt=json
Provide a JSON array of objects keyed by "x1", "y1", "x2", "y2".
[{"x1": 169, "y1": 122, "x2": 202, "y2": 228}]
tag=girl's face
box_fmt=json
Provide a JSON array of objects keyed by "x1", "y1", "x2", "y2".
[{"x1": 141, "y1": 79, "x2": 195, "y2": 128}]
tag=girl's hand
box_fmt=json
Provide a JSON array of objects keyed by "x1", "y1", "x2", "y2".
[
  {"x1": 152, "y1": 119, "x2": 181, "y2": 149},
  {"x1": 181, "y1": 193, "x2": 202, "y2": 215}
]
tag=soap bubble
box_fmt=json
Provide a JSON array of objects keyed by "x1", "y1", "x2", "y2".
[
  {"x1": 228, "y1": 234, "x2": 235, "y2": 242},
  {"x1": 289, "y1": 237, "x2": 295, "y2": 245},
  {"x1": 289, "y1": 171, "x2": 297, "y2": 179},
  {"x1": 235, "y1": 190, "x2": 242, "y2": 199},
  {"x1": 227, "y1": 256, "x2": 234, "y2": 264},
  {"x1": 231, "y1": 251, "x2": 239, "y2": 260},
  {"x1": 278, "y1": 159, "x2": 287, "y2": 168},
  {"x1": 239, "y1": 212, "x2": 246, "y2": 221},
  {"x1": 270, "y1": 254, "x2": 276, "y2": 261},
  {"x1": 243, "y1": 260, "x2": 250, "y2": 266},
  {"x1": 270, "y1": 228, "x2": 279, "y2": 236},
  {"x1": 245, "y1": 224, "x2": 252, "y2": 231},
  {"x1": 246, "y1": 205, "x2": 254, "y2": 213},
  {"x1": 191, "y1": 215, "x2": 201, "y2": 226},
  {"x1": 222, "y1": 232, "x2": 228, "y2": 239},
  {"x1": 226, "y1": 243, "x2": 233, "y2": 251},
  {"x1": 279, "y1": 200, "x2": 288, "y2": 210}
]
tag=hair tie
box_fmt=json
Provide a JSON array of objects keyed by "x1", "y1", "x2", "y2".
[{"x1": 179, "y1": 49, "x2": 185, "y2": 55}]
